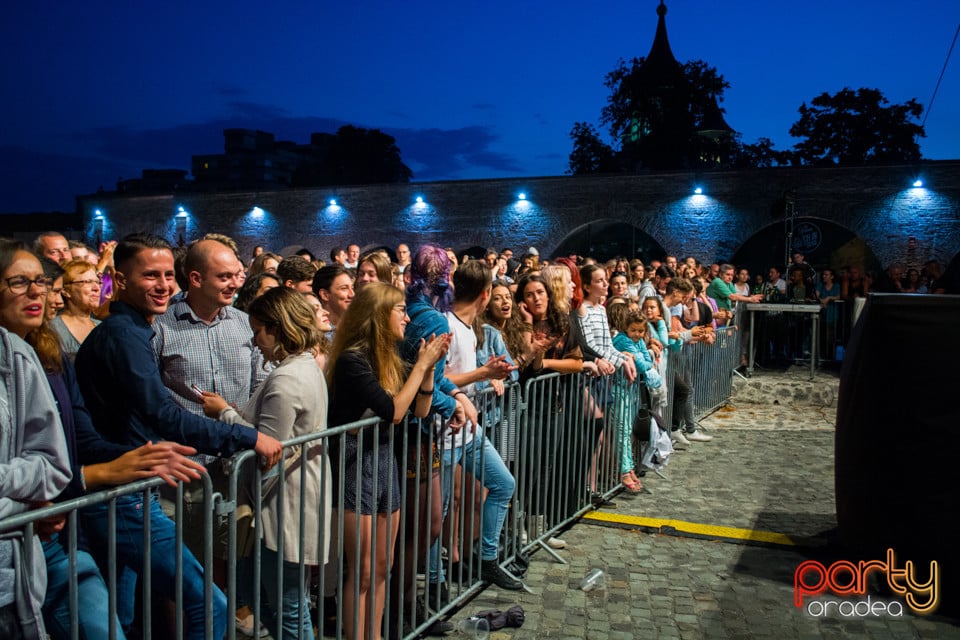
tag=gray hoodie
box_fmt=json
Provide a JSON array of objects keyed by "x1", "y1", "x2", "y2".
[{"x1": 0, "y1": 327, "x2": 71, "y2": 640}]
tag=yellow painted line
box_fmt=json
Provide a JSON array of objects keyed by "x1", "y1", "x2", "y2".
[{"x1": 582, "y1": 510, "x2": 796, "y2": 546}]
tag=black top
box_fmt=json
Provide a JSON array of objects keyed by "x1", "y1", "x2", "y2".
[{"x1": 329, "y1": 350, "x2": 395, "y2": 428}]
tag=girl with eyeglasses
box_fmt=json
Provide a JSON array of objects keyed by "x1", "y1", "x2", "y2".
[{"x1": 326, "y1": 282, "x2": 449, "y2": 640}]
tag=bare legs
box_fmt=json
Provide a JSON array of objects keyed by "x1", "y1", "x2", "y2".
[{"x1": 342, "y1": 510, "x2": 400, "y2": 640}]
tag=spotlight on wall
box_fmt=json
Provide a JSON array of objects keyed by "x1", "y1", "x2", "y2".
[
  {"x1": 694, "y1": 186, "x2": 703, "y2": 195},
  {"x1": 329, "y1": 199, "x2": 337, "y2": 206},
  {"x1": 250, "y1": 206, "x2": 264, "y2": 217},
  {"x1": 415, "y1": 196, "x2": 424, "y2": 204},
  {"x1": 517, "y1": 192, "x2": 527, "y2": 201},
  {"x1": 912, "y1": 179, "x2": 924, "y2": 188},
  {"x1": 176, "y1": 205, "x2": 188, "y2": 218},
  {"x1": 93, "y1": 209, "x2": 104, "y2": 219}
]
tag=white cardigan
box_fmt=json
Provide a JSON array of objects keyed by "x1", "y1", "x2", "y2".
[{"x1": 219, "y1": 352, "x2": 331, "y2": 564}]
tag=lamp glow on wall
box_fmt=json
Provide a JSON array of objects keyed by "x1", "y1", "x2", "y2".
[
  {"x1": 92, "y1": 209, "x2": 104, "y2": 246},
  {"x1": 175, "y1": 206, "x2": 189, "y2": 243}
]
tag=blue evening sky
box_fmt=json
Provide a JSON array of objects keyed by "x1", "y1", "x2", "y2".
[{"x1": 1, "y1": 0, "x2": 957, "y2": 213}]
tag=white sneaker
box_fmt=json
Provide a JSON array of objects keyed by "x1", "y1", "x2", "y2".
[
  {"x1": 546, "y1": 536, "x2": 567, "y2": 549},
  {"x1": 671, "y1": 430, "x2": 690, "y2": 448},
  {"x1": 236, "y1": 613, "x2": 269, "y2": 638},
  {"x1": 685, "y1": 429, "x2": 714, "y2": 442}
]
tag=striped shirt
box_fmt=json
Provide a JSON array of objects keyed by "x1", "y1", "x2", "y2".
[
  {"x1": 153, "y1": 299, "x2": 267, "y2": 418},
  {"x1": 578, "y1": 302, "x2": 625, "y2": 366}
]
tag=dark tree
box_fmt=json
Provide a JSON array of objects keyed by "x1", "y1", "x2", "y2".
[
  {"x1": 789, "y1": 87, "x2": 924, "y2": 166},
  {"x1": 567, "y1": 122, "x2": 618, "y2": 175},
  {"x1": 295, "y1": 125, "x2": 412, "y2": 186},
  {"x1": 598, "y1": 56, "x2": 733, "y2": 170},
  {"x1": 732, "y1": 137, "x2": 796, "y2": 168}
]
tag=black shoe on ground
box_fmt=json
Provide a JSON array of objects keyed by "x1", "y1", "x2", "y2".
[
  {"x1": 414, "y1": 597, "x2": 454, "y2": 636},
  {"x1": 426, "y1": 618, "x2": 454, "y2": 636},
  {"x1": 507, "y1": 561, "x2": 527, "y2": 578},
  {"x1": 423, "y1": 581, "x2": 449, "y2": 612},
  {"x1": 590, "y1": 492, "x2": 617, "y2": 508},
  {"x1": 481, "y1": 559, "x2": 523, "y2": 590},
  {"x1": 512, "y1": 550, "x2": 530, "y2": 570}
]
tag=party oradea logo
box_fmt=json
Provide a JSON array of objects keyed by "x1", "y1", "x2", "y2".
[{"x1": 794, "y1": 549, "x2": 939, "y2": 617}]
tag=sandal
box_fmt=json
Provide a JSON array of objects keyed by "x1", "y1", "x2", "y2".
[{"x1": 621, "y1": 473, "x2": 643, "y2": 493}]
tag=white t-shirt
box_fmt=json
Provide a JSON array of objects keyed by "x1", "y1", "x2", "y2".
[{"x1": 442, "y1": 311, "x2": 481, "y2": 449}]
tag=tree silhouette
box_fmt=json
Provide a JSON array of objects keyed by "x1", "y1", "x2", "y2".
[
  {"x1": 590, "y1": 56, "x2": 733, "y2": 170},
  {"x1": 294, "y1": 125, "x2": 412, "y2": 186},
  {"x1": 789, "y1": 87, "x2": 924, "y2": 166},
  {"x1": 732, "y1": 137, "x2": 796, "y2": 168},
  {"x1": 567, "y1": 122, "x2": 618, "y2": 175}
]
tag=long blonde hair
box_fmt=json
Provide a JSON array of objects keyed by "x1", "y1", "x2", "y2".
[
  {"x1": 541, "y1": 265, "x2": 572, "y2": 315},
  {"x1": 326, "y1": 281, "x2": 405, "y2": 395}
]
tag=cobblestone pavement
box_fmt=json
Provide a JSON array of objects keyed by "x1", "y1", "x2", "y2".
[{"x1": 449, "y1": 368, "x2": 960, "y2": 639}]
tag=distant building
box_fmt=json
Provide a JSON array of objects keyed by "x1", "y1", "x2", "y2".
[
  {"x1": 192, "y1": 129, "x2": 311, "y2": 190},
  {"x1": 117, "y1": 169, "x2": 191, "y2": 194}
]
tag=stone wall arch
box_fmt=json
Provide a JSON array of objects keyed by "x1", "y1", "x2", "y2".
[
  {"x1": 551, "y1": 220, "x2": 666, "y2": 262},
  {"x1": 730, "y1": 217, "x2": 880, "y2": 276}
]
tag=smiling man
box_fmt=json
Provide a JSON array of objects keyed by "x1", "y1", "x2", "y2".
[
  {"x1": 75, "y1": 232, "x2": 283, "y2": 640},
  {"x1": 153, "y1": 237, "x2": 265, "y2": 413},
  {"x1": 151, "y1": 237, "x2": 268, "y2": 633},
  {"x1": 33, "y1": 231, "x2": 71, "y2": 265}
]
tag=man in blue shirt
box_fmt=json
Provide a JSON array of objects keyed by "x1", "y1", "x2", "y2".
[{"x1": 76, "y1": 232, "x2": 282, "y2": 640}]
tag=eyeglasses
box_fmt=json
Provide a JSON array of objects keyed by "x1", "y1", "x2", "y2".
[
  {"x1": 65, "y1": 278, "x2": 103, "y2": 286},
  {"x1": 393, "y1": 304, "x2": 407, "y2": 314},
  {"x1": 2, "y1": 276, "x2": 50, "y2": 294}
]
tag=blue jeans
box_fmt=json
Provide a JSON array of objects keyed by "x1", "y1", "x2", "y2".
[
  {"x1": 42, "y1": 535, "x2": 126, "y2": 640},
  {"x1": 81, "y1": 492, "x2": 227, "y2": 640},
  {"x1": 259, "y1": 546, "x2": 315, "y2": 640},
  {"x1": 430, "y1": 435, "x2": 515, "y2": 583}
]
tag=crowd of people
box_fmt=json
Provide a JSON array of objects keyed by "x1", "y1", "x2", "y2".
[{"x1": 1, "y1": 230, "x2": 954, "y2": 640}]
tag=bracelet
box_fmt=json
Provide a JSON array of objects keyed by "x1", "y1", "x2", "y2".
[
  {"x1": 418, "y1": 388, "x2": 434, "y2": 396},
  {"x1": 453, "y1": 390, "x2": 466, "y2": 398}
]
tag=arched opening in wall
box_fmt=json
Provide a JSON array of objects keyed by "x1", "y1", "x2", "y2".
[
  {"x1": 552, "y1": 221, "x2": 664, "y2": 263},
  {"x1": 730, "y1": 218, "x2": 881, "y2": 278},
  {"x1": 456, "y1": 245, "x2": 488, "y2": 262}
]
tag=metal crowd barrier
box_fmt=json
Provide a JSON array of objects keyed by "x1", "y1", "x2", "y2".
[
  {"x1": 2, "y1": 335, "x2": 745, "y2": 640},
  {"x1": 672, "y1": 307, "x2": 745, "y2": 418}
]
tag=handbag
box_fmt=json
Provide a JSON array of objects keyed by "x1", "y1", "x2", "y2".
[{"x1": 632, "y1": 407, "x2": 652, "y2": 440}]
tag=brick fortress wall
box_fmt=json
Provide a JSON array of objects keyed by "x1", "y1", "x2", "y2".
[{"x1": 78, "y1": 162, "x2": 960, "y2": 269}]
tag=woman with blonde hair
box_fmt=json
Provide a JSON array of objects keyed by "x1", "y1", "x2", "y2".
[
  {"x1": 202, "y1": 287, "x2": 330, "y2": 640},
  {"x1": 326, "y1": 281, "x2": 449, "y2": 640},
  {"x1": 540, "y1": 265, "x2": 575, "y2": 316},
  {"x1": 48, "y1": 259, "x2": 102, "y2": 359}
]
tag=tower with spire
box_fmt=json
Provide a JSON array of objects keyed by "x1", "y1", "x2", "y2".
[{"x1": 621, "y1": 0, "x2": 736, "y2": 170}]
